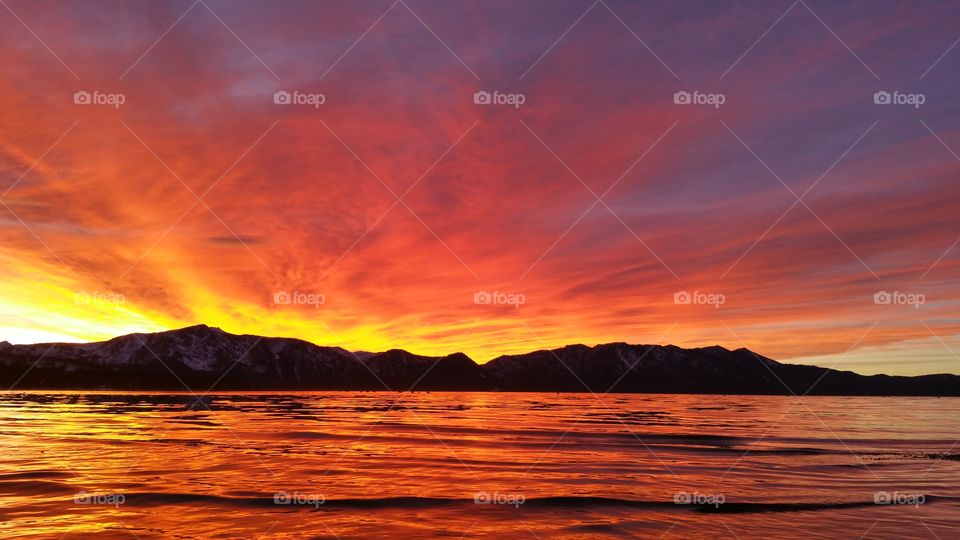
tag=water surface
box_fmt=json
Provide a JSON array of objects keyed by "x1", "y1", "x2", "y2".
[{"x1": 1, "y1": 392, "x2": 957, "y2": 538}]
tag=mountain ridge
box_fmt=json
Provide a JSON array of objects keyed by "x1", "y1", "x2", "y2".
[{"x1": 1, "y1": 325, "x2": 958, "y2": 395}]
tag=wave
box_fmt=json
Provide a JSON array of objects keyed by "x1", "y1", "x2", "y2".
[
  {"x1": 271, "y1": 428, "x2": 853, "y2": 455},
  {"x1": 0, "y1": 470, "x2": 73, "y2": 480},
  {"x1": 0, "y1": 479, "x2": 75, "y2": 496},
  {"x1": 56, "y1": 493, "x2": 950, "y2": 513}
]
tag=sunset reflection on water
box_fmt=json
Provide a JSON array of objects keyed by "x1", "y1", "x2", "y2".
[{"x1": 1, "y1": 392, "x2": 958, "y2": 538}]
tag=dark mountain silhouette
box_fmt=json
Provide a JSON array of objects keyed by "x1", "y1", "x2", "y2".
[{"x1": 0, "y1": 325, "x2": 957, "y2": 395}]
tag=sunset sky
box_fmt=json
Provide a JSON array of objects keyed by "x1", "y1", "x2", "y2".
[{"x1": 1, "y1": 0, "x2": 959, "y2": 375}]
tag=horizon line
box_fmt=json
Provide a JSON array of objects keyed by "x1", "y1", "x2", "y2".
[{"x1": 4, "y1": 323, "x2": 957, "y2": 378}]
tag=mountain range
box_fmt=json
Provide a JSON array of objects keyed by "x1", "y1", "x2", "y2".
[{"x1": 1, "y1": 325, "x2": 957, "y2": 395}]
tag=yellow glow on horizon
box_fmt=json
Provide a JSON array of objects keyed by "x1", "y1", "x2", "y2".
[{"x1": 1, "y1": 264, "x2": 958, "y2": 373}]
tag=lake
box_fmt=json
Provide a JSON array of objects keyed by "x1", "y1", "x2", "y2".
[{"x1": 1, "y1": 392, "x2": 957, "y2": 538}]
